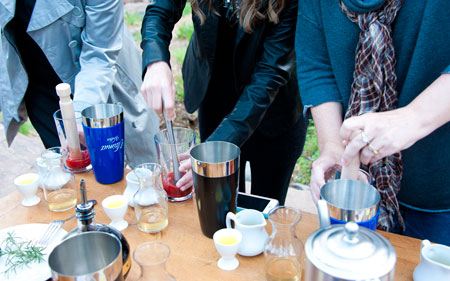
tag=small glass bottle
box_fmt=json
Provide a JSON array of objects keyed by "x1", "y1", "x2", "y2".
[
  {"x1": 41, "y1": 147, "x2": 77, "y2": 212},
  {"x1": 133, "y1": 163, "x2": 169, "y2": 233},
  {"x1": 64, "y1": 179, "x2": 132, "y2": 278},
  {"x1": 264, "y1": 206, "x2": 304, "y2": 281},
  {"x1": 134, "y1": 242, "x2": 176, "y2": 281}
]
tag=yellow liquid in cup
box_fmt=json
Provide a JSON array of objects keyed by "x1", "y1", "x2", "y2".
[
  {"x1": 105, "y1": 200, "x2": 125, "y2": 208},
  {"x1": 217, "y1": 235, "x2": 238, "y2": 245},
  {"x1": 17, "y1": 178, "x2": 36, "y2": 185}
]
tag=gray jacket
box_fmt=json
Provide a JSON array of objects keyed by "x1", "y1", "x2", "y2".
[{"x1": 0, "y1": 0, "x2": 159, "y2": 168}]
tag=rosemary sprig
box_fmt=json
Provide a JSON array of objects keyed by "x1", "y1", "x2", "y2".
[{"x1": 0, "y1": 231, "x2": 46, "y2": 276}]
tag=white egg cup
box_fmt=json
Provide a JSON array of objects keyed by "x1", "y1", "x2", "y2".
[
  {"x1": 102, "y1": 195, "x2": 129, "y2": 231},
  {"x1": 213, "y1": 228, "x2": 242, "y2": 271},
  {"x1": 14, "y1": 173, "x2": 40, "y2": 207}
]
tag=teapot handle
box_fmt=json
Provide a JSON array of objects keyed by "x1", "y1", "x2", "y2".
[
  {"x1": 226, "y1": 212, "x2": 236, "y2": 229},
  {"x1": 318, "y1": 200, "x2": 331, "y2": 229}
]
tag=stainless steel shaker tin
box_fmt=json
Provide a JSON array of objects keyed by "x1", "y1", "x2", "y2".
[
  {"x1": 190, "y1": 141, "x2": 240, "y2": 178},
  {"x1": 81, "y1": 103, "x2": 123, "y2": 128},
  {"x1": 49, "y1": 231, "x2": 123, "y2": 281},
  {"x1": 320, "y1": 179, "x2": 380, "y2": 222}
]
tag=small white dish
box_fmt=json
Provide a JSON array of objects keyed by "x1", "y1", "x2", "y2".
[
  {"x1": 213, "y1": 228, "x2": 242, "y2": 271},
  {"x1": 14, "y1": 173, "x2": 40, "y2": 207},
  {"x1": 102, "y1": 195, "x2": 129, "y2": 231}
]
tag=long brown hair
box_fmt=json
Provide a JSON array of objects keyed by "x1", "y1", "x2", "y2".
[{"x1": 190, "y1": 0, "x2": 286, "y2": 33}]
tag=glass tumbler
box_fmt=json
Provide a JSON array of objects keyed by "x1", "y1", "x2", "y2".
[
  {"x1": 264, "y1": 206, "x2": 304, "y2": 281},
  {"x1": 133, "y1": 163, "x2": 169, "y2": 233},
  {"x1": 154, "y1": 128, "x2": 196, "y2": 202},
  {"x1": 54, "y1": 109, "x2": 91, "y2": 173},
  {"x1": 41, "y1": 147, "x2": 77, "y2": 212},
  {"x1": 134, "y1": 242, "x2": 176, "y2": 281}
]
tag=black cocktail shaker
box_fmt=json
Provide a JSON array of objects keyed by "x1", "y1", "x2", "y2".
[{"x1": 190, "y1": 141, "x2": 240, "y2": 238}]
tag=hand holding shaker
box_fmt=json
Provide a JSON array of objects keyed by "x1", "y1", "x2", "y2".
[
  {"x1": 81, "y1": 104, "x2": 125, "y2": 184},
  {"x1": 190, "y1": 141, "x2": 240, "y2": 238}
]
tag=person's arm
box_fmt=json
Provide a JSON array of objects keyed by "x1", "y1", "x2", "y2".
[
  {"x1": 206, "y1": 0, "x2": 299, "y2": 146},
  {"x1": 308, "y1": 102, "x2": 345, "y2": 202},
  {"x1": 340, "y1": 72, "x2": 450, "y2": 165},
  {"x1": 72, "y1": 0, "x2": 124, "y2": 112},
  {"x1": 295, "y1": 0, "x2": 345, "y2": 202},
  {"x1": 140, "y1": 0, "x2": 186, "y2": 120}
]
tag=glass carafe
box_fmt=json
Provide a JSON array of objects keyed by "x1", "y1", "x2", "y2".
[
  {"x1": 264, "y1": 206, "x2": 304, "y2": 281},
  {"x1": 134, "y1": 163, "x2": 168, "y2": 233},
  {"x1": 41, "y1": 147, "x2": 77, "y2": 212},
  {"x1": 134, "y1": 242, "x2": 176, "y2": 281}
]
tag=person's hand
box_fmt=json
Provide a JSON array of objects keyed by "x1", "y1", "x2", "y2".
[
  {"x1": 340, "y1": 108, "x2": 418, "y2": 166},
  {"x1": 176, "y1": 150, "x2": 193, "y2": 191},
  {"x1": 141, "y1": 61, "x2": 176, "y2": 120},
  {"x1": 309, "y1": 143, "x2": 344, "y2": 204}
]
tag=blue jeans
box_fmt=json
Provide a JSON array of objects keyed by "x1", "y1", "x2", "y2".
[{"x1": 400, "y1": 205, "x2": 450, "y2": 246}]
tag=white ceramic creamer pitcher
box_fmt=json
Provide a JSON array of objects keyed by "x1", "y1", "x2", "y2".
[
  {"x1": 123, "y1": 171, "x2": 139, "y2": 207},
  {"x1": 226, "y1": 209, "x2": 268, "y2": 256},
  {"x1": 413, "y1": 239, "x2": 450, "y2": 281}
]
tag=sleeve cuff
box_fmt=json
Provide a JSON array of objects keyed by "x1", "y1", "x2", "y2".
[{"x1": 141, "y1": 41, "x2": 171, "y2": 77}]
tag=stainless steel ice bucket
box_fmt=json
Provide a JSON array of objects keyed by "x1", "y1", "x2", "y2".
[
  {"x1": 320, "y1": 179, "x2": 380, "y2": 222},
  {"x1": 49, "y1": 231, "x2": 123, "y2": 281}
]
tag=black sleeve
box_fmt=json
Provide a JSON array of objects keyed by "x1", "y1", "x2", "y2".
[{"x1": 140, "y1": 0, "x2": 186, "y2": 74}]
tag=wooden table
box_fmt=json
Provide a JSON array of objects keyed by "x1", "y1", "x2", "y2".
[{"x1": 0, "y1": 170, "x2": 420, "y2": 280}]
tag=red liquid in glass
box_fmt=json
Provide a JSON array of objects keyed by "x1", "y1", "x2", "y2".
[
  {"x1": 66, "y1": 150, "x2": 91, "y2": 170},
  {"x1": 162, "y1": 171, "x2": 192, "y2": 198}
]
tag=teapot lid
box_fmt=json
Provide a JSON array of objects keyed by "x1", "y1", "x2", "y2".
[{"x1": 305, "y1": 222, "x2": 396, "y2": 280}]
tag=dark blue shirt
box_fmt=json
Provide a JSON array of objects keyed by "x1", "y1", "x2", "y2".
[{"x1": 296, "y1": 0, "x2": 450, "y2": 211}]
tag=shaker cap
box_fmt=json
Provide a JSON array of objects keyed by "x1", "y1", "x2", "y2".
[{"x1": 305, "y1": 222, "x2": 396, "y2": 280}]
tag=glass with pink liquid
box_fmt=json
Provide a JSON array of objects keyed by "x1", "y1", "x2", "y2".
[{"x1": 154, "y1": 128, "x2": 196, "y2": 202}]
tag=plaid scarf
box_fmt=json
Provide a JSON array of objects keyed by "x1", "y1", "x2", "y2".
[{"x1": 340, "y1": 0, "x2": 404, "y2": 232}]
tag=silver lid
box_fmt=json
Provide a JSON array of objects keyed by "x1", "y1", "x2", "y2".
[
  {"x1": 305, "y1": 222, "x2": 396, "y2": 280},
  {"x1": 81, "y1": 104, "x2": 123, "y2": 128},
  {"x1": 190, "y1": 141, "x2": 240, "y2": 178}
]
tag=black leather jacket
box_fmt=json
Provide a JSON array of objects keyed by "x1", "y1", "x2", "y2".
[{"x1": 141, "y1": 0, "x2": 302, "y2": 146}]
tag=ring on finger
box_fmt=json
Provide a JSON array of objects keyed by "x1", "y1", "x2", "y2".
[
  {"x1": 361, "y1": 131, "x2": 371, "y2": 144},
  {"x1": 368, "y1": 144, "x2": 379, "y2": 155}
]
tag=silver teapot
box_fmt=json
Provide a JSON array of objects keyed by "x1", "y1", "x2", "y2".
[{"x1": 304, "y1": 200, "x2": 397, "y2": 281}]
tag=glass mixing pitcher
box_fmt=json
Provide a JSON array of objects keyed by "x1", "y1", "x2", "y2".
[
  {"x1": 41, "y1": 147, "x2": 77, "y2": 212},
  {"x1": 264, "y1": 206, "x2": 304, "y2": 281},
  {"x1": 133, "y1": 163, "x2": 168, "y2": 233}
]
